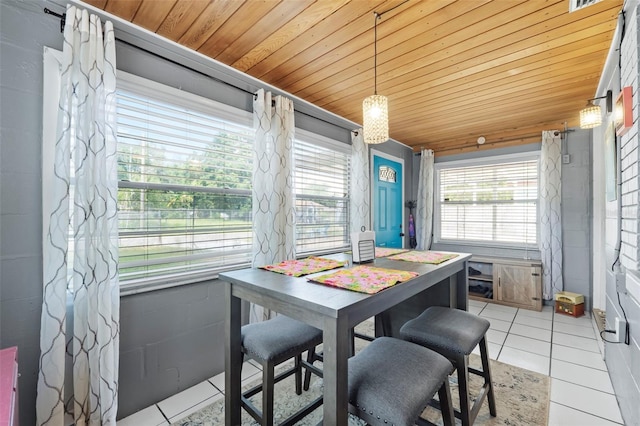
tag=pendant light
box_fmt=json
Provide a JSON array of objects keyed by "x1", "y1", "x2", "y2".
[{"x1": 362, "y1": 12, "x2": 389, "y2": 144}]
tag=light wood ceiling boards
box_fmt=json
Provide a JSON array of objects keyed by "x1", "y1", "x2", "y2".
[{"x1": 84, "y1": 0, "x2": 623, "y2": 154}]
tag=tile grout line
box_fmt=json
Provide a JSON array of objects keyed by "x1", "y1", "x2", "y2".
[
  {"x1": 550, "y1": 374, "x2": 616, "y2": 396},
  {"x1": 156, "y1": 404, "x2": 170, "y2": 425},
  {"x1": 550, "y1": 340, "x2": 601, "y2": 354},
  {"x1": 548, "y1": 310, "x2": 555, "y2": 376},
  {"x1": 496, "y1": 306, "x2": 519, "y2": 359},
  {"x1": 501, "y1": 341, "x2": 550, "y2": 358},
  {"x1": 548, "y1": 356, "x2": 609, "y2": 372},
  {"x1": 506, "y1": 330, "x2": 552, "y2": 344},
  {"x1": 554, "y1": 321, "x2": 596, "y2": 330},
  {"x1": 551, "y1": 330, "x2": 598, "y2": 340},
  {"x1": 207, "y1": 378, "x2": 224, "y2": 394},
  {"x1": 161, "y1": 381, "x2": 221, "y2": 425},
  {"x1": 551, "y1": 401, "x2": 624, "y2": 425}
]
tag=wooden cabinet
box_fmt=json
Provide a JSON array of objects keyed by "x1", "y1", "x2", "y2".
[
  {"x1": 468, "y1": 257, "x2": 542, "y2": 311},
  {"x1": 495, "y1": 263, "x2": 542, "y2": 311}
]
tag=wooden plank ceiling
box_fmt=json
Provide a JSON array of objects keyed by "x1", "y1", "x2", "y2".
[{"x1": 84, "y1": 0, "x2": 622, "y2": 155}]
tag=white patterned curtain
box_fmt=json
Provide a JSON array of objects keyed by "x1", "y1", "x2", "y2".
[
  {"x1": 416, "y1": 149, "x2": 435, "y2": 250},
  {"x1": 38, "y1": 6, "x2": 119, "y2": 426},
  {"x1": 350, "y1": 129, "x2": 371, "y2": 232},
  {"x1": 540, "y1": 130, "x2": 563, "y2": 299},
  {"x1": 251, "y1": 89, "x2": 296, "y2": 322}
]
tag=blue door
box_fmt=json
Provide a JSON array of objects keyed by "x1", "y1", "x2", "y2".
[{"x1": 372, "y1": 154, "x2": 403, "y2": 248}]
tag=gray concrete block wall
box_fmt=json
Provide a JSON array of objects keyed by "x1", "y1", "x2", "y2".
[
  {"x1": 118, "y1": 281, "x2": 226, "y2": 417},
  {"x1": 605, "y1": 271, "x2": 640, "y2": 425},
  {"x1": 1, "y1": 2, "x2": 63, "y2": 424},
  {"x1": 600, "y1": 4, "x2": 640, "y2": 425},
  {"x1": 560, "y1": 129, "x2": 593, "y2": 310}
]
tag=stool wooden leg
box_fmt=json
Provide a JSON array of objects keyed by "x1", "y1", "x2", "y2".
[
  {"x1": 294, "y1": 354, "x2": 302, "y2": 395},
  {"x1": 479, "y1": 337, "x2": 497, "y2": 416},
  {"x1": 349, "y1": 327, "x2": 355, "y2": 356},
  {"x1": 263, "y1": 362, "x2": 275, "y2": 426},
  {"x1": 303, "y1": 348, "x2": 315, "y2": 391},
  {"x1": 456, "y1": 354, "x2": 472, "y2": 426},
  {"x1": 438, "y1": 379, "x2": 456, "y2": 426}
]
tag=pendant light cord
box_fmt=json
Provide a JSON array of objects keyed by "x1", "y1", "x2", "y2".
[
  {"x1": 371, "y1": 1, "x2": 409, "y2": 95},
  {"x1": 374, "y1": 12, "x2": 380, "y2": 95}
]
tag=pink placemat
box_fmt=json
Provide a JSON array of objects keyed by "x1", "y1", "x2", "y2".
[
  {"x1": 260, "y1": 256, "x2": 347, "y2": 277},
  {"x1": 308, "y1": 265, "x2": 418, "y2": 294},
  {"x1": 388, "y1": 250, "x2": 459, "y2": 264},
  {"x1": 375, "y1": 247, "x2": 410, "y2": 258}
]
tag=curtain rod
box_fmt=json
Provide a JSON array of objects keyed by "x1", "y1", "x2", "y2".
[
  {"x1": 419, "y1": 128, "x2": 575, "y2": 155},
  {"x1": 42, "y1": 6, "x2": 356, "y2": 134},
  {"x1": 44, "y1": 7, "x2": 65, "y2": 32}
]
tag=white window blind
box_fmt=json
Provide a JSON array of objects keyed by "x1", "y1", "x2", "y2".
[
  {"x1": 294, "y1": 135, "x2": 351, "y2": 254},
  {"x1": 437, "y1": 157, "x2": 538, "y2": 246},
  {"x1": 116, "y1": 83, "x2": 254, "y2": 284}
]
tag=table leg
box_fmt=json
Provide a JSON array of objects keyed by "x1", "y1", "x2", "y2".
[
  {"x1": 322, "y1": 315, "x2": 350, "y2": 425},
  {"x1": 225, "y1": 282, "x2": 242, "y2": 426},
  {"x1": 453, "y1": 260, "x2": 469, "y2": 310}
]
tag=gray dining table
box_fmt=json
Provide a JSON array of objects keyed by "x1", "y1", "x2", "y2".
[{"x1": 220, "y1": 251, "x2": 471, "y2": 425}]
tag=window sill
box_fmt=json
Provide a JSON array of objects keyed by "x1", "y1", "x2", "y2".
[
  {"x1": 118, "y1": 247, "x2": 349, "y2": 296},
  {"x1": 119, "y1": 262, "x2": 250, "y2": 296}
]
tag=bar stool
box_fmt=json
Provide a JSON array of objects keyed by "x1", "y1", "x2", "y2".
[
  {"x1": 348, "y1": 336, "x2": 456, "y2": 426},
  {"x1": 399, "y1": 306, "x2": 497, "y2": 426},
  {"x1": 241, "y1": 315, "x2": 323, "y2": 426}
]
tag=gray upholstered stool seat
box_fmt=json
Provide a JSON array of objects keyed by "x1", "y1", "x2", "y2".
[
  {"x1": 348, "y1": 336, "x2": 455, "y2": 426},
  {"x1": 241, "y1": 315, "x2": 323, "y2": 426},
  {"x1": 400, "y1": 306, "x2": 497, "y2": 426}
]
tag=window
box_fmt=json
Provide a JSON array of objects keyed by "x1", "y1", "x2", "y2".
[
  {"x1": 294, "y1": 131, "x2": 351, "y2": 254},
  {"x1": 435, "y1": 154, "x2": 539, "y2": 247},
  {"x1": 45, "y1": 52, "x2": 353, "y2": 288},
  {"x1": 116, "y1": 73, "x2": 352, "y2": 286},
  {"x1": 116, "y1": 73, "x2": 254, "y2": 285}
]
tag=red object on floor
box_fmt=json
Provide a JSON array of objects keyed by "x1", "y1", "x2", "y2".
[
  {"x1": 555, "y1": 301, "x2": 585, "y2": 318},
  {"x1": 0, "y1": 346, "x2": 19, "y2": 426}
]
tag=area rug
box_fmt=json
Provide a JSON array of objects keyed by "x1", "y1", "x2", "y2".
[{"x1": 173, "y1": 322, "x2": 549, "y2": 426}]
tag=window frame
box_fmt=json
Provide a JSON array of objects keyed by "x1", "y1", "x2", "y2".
[
  {"x1": 116, "y1": 73, "x2": 353, "y2": 291},
  {"x1": 116, "y1": 71, "x2": 255, "y2": 291},
  {"x1": 433, "y1": 151, "x2": 541, "y2": 249},
  {"x1": 294, "y1": 129, "x2": 351, "y2": 256}
]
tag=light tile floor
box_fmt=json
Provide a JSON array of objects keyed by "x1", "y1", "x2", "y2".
[{"x1": 118, "y1": 301, "x2": 625, "y2": 425}]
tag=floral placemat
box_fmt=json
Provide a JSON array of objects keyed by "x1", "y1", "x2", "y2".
[
  {"x1": 375, "y1": 247, "x2": 410, "y2": 258},
  {"x1": 388, "y1": 250, "x2": 459, "y2": 264},
  {"x1": 308, "y1": 265, "x2": 418, "y2": 294},
  {"x1": 260, "y1": 256, "x2": 347, "y2": 277}
]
